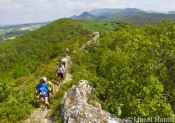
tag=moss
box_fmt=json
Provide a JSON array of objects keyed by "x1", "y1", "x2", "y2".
[{"x1": 87, "y1": 91, "x2": 98, "y2": 107}]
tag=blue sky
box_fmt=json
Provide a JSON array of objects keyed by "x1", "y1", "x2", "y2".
[{"x1": 0, "y1": 0, "x2": 175, "y2": 25}]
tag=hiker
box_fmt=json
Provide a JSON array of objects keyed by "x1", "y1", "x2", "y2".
[
  {"x1": 66, "y1": 48, "x2": 69, "y2": 55},
  {"x1": 61, "y1": 57, "x2": 66, "y2": 67},
  {"x1": 36, "y1": 78, "x2": 50, "y2": 109},
  {"x1": 56, "y1": 63, "x2": 64, "y2": 84},
  {"x1": 42, "y1": 77, "x2": 53, "y2": 98}
]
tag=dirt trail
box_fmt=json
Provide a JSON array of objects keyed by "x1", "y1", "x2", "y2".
[
  {"x1": 24, "y1": 55, "x2": 72, "y2": 123},
  {"x1": 24, "y1": 32, "x2": 99, "y2": 123}
]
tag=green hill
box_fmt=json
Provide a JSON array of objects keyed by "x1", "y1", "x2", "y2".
[
  {"x1": 72, "y1": 8, "x2": 175, "y2": 25},
  {"x1": 0, "y1": 19, "x2": 90, "y2": 80},
  {"x1": 78, "y1": 19, "x2": 128, "y2": 32},
  {"x1": 0, "y1": 18, "x2": 126, "y2": 122},
  {"x1": 69, "y1": 20, "x2": 175, "y2": 120},
  {"x1": 0, "y1": 18, "x2": 91, "y2": 122},
  {"x1": 88, "y1": 8, "x2": 145, "y2": 16},
  {"x1": 1, "y1": 18, "x2": 175, "y2": 122},
  {"x1": 95, "y1": 13, "x2": 175, "y2": 25}
]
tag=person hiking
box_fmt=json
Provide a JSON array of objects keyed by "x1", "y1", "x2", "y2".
[
  {"x1": 61, "y1": 57, "x2": 66, "y2": 67},
  {"x1": 42, "y1": 77, "x2": 53, "y2": 98},
  {"x1": 56, "y1": 63, "x2": 64, "y2": 84},
  {"x1": 66, "y1": 48, "x2": 69, "y2": 55},
  {"x1": 36, "y1": 78, "x2": 50, "y2": 109}
]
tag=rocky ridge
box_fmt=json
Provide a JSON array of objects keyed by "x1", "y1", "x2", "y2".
[
  {"x1": 80, "y1": 32, "x2": 99, "y2": 50},
  {"x1": 61, "y1": 80, "x2": 129, "y2": 123}
]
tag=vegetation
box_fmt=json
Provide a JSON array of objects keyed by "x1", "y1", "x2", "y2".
[
  {"x1": 0, "y1": 22, "x2": 49, "y2": 41},
  {"x1": 99, "y1": 13, "x2": 175, "y2": 25},
  {"x1": 1, "y1": 18, "x2": 175, "y2": 123},
  {"x1": 3, "y1": 30, "x2": 29, "y2": 38},
  {"x1": 78, "y1": 19, "x2": 128, "y2": 32},
  {"x1": 0, "y1": 18, "x2": 91, "y2": 122},
  {"x1": 74, "y1": 8, "x2": 175, "y2": 25},
  {"x1": 0, "y1": 36, "x2": 3, "y2": 41},
  {"x1": 69, "y1": 20, "x2": 175, "y2": 121}
]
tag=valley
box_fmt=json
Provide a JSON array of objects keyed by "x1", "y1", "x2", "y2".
[{"x1": 0, "y1": 22, "x2": 50, "y2": 41}]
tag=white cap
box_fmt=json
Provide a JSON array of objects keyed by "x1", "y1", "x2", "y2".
[{"x1": 42, "y1": 77, "x2": 47, "y2": 82}]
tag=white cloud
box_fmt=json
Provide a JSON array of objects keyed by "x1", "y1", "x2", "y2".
[
  {"x1": 55, "y1": 0, "x2": 124, "y2": 12},
  {"x1": 123, "y1": 0, "x2": 175, "y2": 12},
  {"x1": 154, "y1": 0, "x2": 175, "y2": 12},
  {"x1": 0, "y1": 0, "x2": 21, "y2": 11},
  {"x1": 0, "y1": 0, "x2": 175, "y2": 25}
]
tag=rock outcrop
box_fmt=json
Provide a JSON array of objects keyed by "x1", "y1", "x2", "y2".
[
  {"x1": 61, "y1": 80, "x2": 129, "y2": 123},
  {"x1": 80, "y1": 32, "x2": 99, "y2": 50},
  {"x1": 92, "y1": 32, "x2": 99, "y2": 42}
]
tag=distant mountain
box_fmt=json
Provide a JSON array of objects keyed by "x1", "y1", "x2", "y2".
[
  {"x1": 70, "y1": 15, "x2": 78, "y2": 19},
  {"x1": 97, "y1": 13, "x2": 175, "y2": 25},
  {"x1": 88, "y1": 8, "x2": 145, "y2": 16},
  {"x1": 72, "y1": 12, "x2": 96, "y2": 19},
  {"x1": 146, "y1": 10, "x2": 159, "y2": 13},
  {"x1": 71, "y1": 8, "x2": 175, "y2": 25},
  {"x1": 168, "y1": 11, "x2": 175, "y2": 14}
]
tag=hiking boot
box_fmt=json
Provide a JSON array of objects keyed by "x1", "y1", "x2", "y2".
[
  {"x1": 57, "y1": 82, "x2": 60, "y2": 86},
  {"x1": 54, "y1": 81, "x2": 60, "y2": 86},
  {"x1": 54, "y1": 81, "x2": 57, "y2": 84},
  {"x1": 45, "y1": 104, "x2": 50, "y2": 109},
  {"x1": 43, "y1": 106, "x2": 46, "y2": 110}
]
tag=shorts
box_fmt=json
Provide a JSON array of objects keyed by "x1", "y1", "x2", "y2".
[
  {"x1": 40, "y1": 94, "x2": 48, "y2": 98},
  {"x1": 58, "y1": 73, "x2": 63, "y2": 78},
  {"x1": 39, "y1": 92, "x2": 48, "y2": 98}
]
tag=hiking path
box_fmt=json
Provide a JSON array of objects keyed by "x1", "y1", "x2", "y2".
[{"x1": 24, "y1": 55, "x2": 72, "y2": 123}]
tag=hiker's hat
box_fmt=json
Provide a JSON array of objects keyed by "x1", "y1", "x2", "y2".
[{"x1": 42, "y1": 77, "x2": 47, "y2": 82}]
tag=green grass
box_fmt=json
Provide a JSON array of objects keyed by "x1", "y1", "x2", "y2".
[
  {"x1": 0, "y1": 36, "x2": 3, "y2": 41},
  {"x1": 78, "y1": 19, "x2": 127, "y2": 32}
]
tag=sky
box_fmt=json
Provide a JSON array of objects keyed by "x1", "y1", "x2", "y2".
[{"x1": 0, "y1": 0, "x2": 175, "y2": 25}]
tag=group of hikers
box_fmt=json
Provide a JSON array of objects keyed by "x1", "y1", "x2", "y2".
[{"x1": 35, "y1": 48, "x2": 69, "y2": 109}]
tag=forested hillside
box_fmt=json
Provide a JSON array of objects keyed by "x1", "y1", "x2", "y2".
[
  {"x1": 0, "y1": 18, "x2": 91, "y2": 122},
  {"x1": 79, "y1": 19, "x2": 128, "y2": 32},
  {"x1": 97, "y1": 13, "x2": 175, "y2": 25},
  {"x1": 0, "y1": 18, "x2": 126, "y2": 123},
  {"x1": 1, "y1": 18, "x2": 175, "y2": 122},
  {"x1": 0, "y1": 19, "x2": 90, "y2": 80},
  {"x1": 69, "y1": 20, "x2": 175, "y2": 120}
]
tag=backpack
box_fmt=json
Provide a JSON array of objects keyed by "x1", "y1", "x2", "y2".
[{"x1": 47, "y1": 81, "x2": 53, "y2": 91}]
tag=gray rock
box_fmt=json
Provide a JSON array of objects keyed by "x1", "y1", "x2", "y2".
[{"x1": 61, "y1": 80, "x2": 130, "y2": 123}]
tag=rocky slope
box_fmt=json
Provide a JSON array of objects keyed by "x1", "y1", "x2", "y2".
[{"x1": 61, "y1": 80, "x2": 129, "y2": 123}]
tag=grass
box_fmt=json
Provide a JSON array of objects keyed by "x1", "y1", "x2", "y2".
[{"x1": 78, "y1": 19, "x2": 127, "y2": 32}]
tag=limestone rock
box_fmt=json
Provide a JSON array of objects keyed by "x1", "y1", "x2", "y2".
[
  {"x1": 92, "y1": 32, "x2": 99, "y2": 42},
  {"x1": 80, "y1": 32, "x2": 99, "y2": 50},
  {"x1": 61, "y1": 80, "x2": 129, "y2": 123}
]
